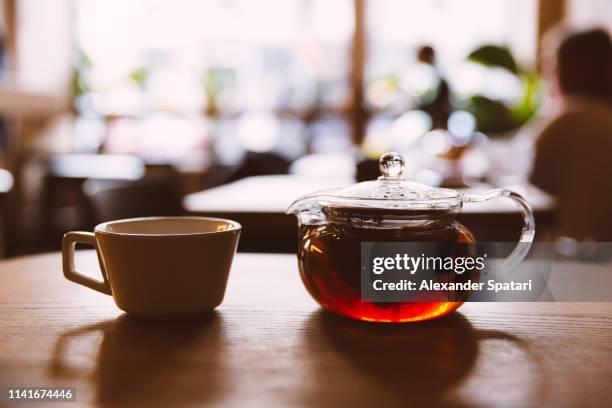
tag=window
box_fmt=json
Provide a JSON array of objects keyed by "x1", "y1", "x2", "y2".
[
  {"x1": 72, "y1": 0, "x2": 537, "y2": 162},
  {"x1": 363, "y1": 0, "x2": 538, "y2": 154},
  {"x1": 73, "y1": 0, "x2": 354, "y2": 162}
]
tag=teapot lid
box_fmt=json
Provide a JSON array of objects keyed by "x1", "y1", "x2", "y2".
[{"x1": 326, "y1": 152, "x2": 461, "y2": 210}]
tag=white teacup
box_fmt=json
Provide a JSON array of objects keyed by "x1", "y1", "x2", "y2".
[{"x1": 62, "y1": 217, "x2": 241, "y2": 318}]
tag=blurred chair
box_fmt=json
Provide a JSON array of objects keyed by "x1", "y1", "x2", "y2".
[
  {"x1": 40, "y1": 154, "x2": 146, "y2": 251},
  {"x1": 0, "y1": 168, "x2": 14, "y2": 258},
  {"x1": 228, "y1": 151, "x2": 290, "y2": 182},
  {"x1": 85, "y1": 179, "x2": 184, "y2": 224}
]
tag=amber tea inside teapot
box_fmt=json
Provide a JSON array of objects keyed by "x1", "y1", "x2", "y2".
[{"x1": 287, "y1": 152, "x2": 535, "y2": 323}]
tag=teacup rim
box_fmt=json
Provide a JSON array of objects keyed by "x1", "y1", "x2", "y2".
[{"x1": 94, "y1": 216, "x2": 242, "y2": 237}]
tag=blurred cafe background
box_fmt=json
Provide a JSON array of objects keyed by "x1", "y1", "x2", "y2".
[{"x1": 0, "y1": 0, "x2": 610, "y2": 256}]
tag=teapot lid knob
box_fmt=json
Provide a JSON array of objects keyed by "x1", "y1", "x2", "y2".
[{"x1": 379, "y1": 152, "x2": 405, "y2": 180}]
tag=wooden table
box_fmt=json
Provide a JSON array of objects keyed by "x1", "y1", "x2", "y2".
[
  {"x1": 1, "y1": 252, "x2": 610, "y2": 407},
  {"x1": 184, "y1": 175, "x2": 557, "y2": 252}
]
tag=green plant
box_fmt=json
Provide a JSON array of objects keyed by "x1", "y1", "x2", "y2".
[
  {"x1": 129, "y1": 66, "x2": 150, "y2": 91},
  {"x1": 201, "y1": 68, "x2": 234, "y2": 117},
  {"x1": 71, "y1": 51, "x2": 94, "y2": 99},
  {"x1": 464, "y1": 45, "x2": 541, "y2": 136}
]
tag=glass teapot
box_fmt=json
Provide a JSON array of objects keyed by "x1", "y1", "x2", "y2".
[{"x1": 287, "y1": 152, "x2": 535, "y2": 323}]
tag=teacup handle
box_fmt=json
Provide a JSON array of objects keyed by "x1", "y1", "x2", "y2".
[
  {"x1": 62, "y1": 231, "x2": 112, "y2": 295},
  {"x1": 463, "y1": 189, "x2": 535, "y2": 272}
]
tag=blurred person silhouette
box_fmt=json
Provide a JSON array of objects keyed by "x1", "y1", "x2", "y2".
[
  {"x1": 531, "y1": 28, "x2": 612, "y2": 241},
  {"x1": 415, "y1": 45, "x2": 453, "y2": 130}
]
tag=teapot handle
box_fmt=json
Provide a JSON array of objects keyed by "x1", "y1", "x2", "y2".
[{"x1": 463, "y1": 189, "x2": 535, "y2": 272}]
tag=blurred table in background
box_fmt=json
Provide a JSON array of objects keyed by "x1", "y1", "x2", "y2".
[
  {"x1": 47, "y1": 154, "x2": 146, "y2": 181},
  {"x1": 184, "y1": 175, "x2": 557, "y2": 253}
]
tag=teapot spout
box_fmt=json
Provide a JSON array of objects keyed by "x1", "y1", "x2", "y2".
[
  {"x1": 286, "y1": 194, "x2": 322, "y2": 215},
  {"x1": 287, "y1": 192, "x2": 331, "y2": 226}
]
